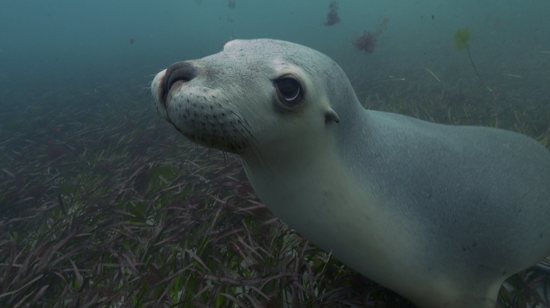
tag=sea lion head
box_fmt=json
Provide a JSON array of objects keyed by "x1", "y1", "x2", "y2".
[{"x1": 151, "y1": 39, "x2": 360, "y2": 154}]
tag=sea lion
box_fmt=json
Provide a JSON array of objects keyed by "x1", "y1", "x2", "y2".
[{"x1": 150, "y1": 39, "x2": 550, "y2": 308}]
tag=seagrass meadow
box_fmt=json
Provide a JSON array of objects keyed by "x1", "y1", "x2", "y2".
[{"x1": 1, "y1": 39, "x2": 550, "y2": 307}]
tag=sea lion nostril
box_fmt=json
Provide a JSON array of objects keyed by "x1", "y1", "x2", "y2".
[{"x1": 161, "y1": 61, "x2": 197, "y2": 103}]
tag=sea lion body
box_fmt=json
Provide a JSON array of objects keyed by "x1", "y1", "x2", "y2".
[{"x1": 151, "y1": 39, "x2": 550, "y2": 308}]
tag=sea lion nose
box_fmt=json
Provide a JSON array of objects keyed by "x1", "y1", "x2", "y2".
[{"x1": 161, "y1": 61, "x2": 197, "y2": 103}]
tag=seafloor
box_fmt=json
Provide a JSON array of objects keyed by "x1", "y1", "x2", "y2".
[{"x1": 1, "y1": 48, "x2": 550, "y2": 307}]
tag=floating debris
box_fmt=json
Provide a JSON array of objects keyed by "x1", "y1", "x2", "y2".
[
  {"x1": 500, "y1": 73, "x2": 523, "y2": 78},
  {"x1": 351, "y1": 18, "x2": 388, "y2": 54},
  {"x1": 352, "y1": 31, "x2": 377, "y2": 53},
  {"x1": 323, "y1": 1, "x2": 340, "y2": 26},
  {"x1": 424, "y1": 68, "x2": 442, "y2": 82}
]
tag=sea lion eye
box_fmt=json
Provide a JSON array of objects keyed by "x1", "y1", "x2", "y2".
[{"x1": 275, "y1": 77, "x2": 302, "y2": 106}]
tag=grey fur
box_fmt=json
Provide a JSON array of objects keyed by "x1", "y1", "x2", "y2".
[{"x1": 151, "y1": 39, "x2": 550, "y2": 308}]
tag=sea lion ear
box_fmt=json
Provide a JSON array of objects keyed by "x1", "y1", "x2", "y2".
[{"x1": 325, "y1": 109, "x2": 340, "y2": 124}]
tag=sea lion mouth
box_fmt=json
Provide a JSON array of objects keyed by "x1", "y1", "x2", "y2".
[
  {"x1": 182, "y1": 131, "x2": 248, "y2": 153},
  {"x1": 160, "y1": 61, "x2": 197, "y2": 105}
]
